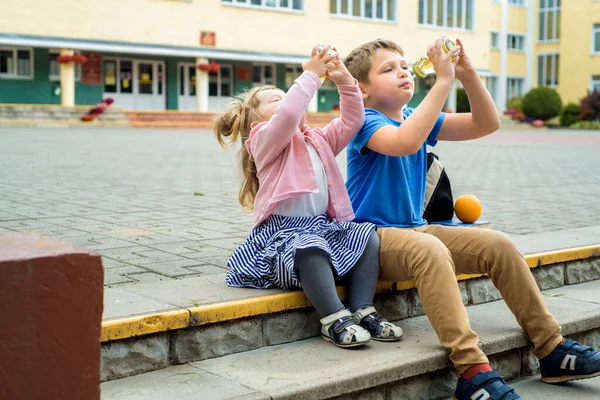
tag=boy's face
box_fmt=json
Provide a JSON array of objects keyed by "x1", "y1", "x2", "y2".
[{"x1": 360, "y1": 49, "x2": 414, "y2": 110}]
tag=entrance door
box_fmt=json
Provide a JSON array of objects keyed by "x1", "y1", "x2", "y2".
[
  {"x1": 103, "y1": 59, "x2": 166, "y2": 110},
  {"x1": 178, "y1": 63, "x2": 197, "y2": 111},
  {"x1": 136, "y1": 61, "x2": 165, "y2": 110}
]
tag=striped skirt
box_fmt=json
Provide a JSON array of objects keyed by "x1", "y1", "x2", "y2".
[{"x1": 226, "y1": 214, "x2": 376, "y2": 290}]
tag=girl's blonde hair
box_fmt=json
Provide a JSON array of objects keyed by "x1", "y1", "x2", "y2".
[{"x1": 214, "y1": 85, "x2": 277, "y2": 210}]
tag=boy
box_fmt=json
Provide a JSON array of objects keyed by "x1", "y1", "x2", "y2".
[{"x1": 344, "y1": 38, "x2": 600, "y2": 400}]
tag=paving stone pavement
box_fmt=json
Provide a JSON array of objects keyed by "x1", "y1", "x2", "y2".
[{"x1": 1, "y1": 126, "x2": 599, "y2": 287}]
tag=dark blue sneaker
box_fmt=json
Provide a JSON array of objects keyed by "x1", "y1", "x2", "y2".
[
  {"x1": 540, "y1": 339, "x2": 600, "y2": 383},
  {"x1": 455, "y1": 371, "x2": 521, "y2": 400}
]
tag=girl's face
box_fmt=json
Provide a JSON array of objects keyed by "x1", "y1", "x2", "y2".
[{"x1": 255, "y1": 89, "x2": 286, "y2": 121}]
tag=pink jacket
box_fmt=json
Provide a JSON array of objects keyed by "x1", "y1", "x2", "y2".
[{"x1": 246, "y1": 70, "x2": 365, "y2": 227}]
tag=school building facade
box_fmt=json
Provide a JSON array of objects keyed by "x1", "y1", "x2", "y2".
[{"x1": 0, "y1": 1, "x2": 595, "y2": 113}]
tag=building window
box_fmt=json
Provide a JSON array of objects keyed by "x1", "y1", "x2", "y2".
[
  {"x1": 593, "y1": 23, "x2": 600, "y2": 53},
  {"x1": 537, "y1": 53, "x2": 559, "y2": 87},
  {"x1": 0, "y1": 48, "x2": 33, "y2": 79},
  {"x1": 330, "y1": 0, "x2": 396, "y2": 22},
  {"x1": 591, "y1": 75, "x2": 600, "y2": 92},
  {"x1": 221, "y1": 0, "x2": 303, "y2": 12},
  {"x1": 418, "y1": 0, "x2": 474, "y2": 30},
  {"x1": 209, "y1": 65, "x2": 233, "y2": 97},
  {"x1": 491, "y1": 32, "x2": 499, "y2": 49},
  {"x1": 252, "y1": 64, "x2": 275, "y2": 86},
  {"x1": 49, "y1": 51, "x2": 82, "y2": 81},
  {"x1": 507, "y1": 78, "x2": 525, "y2": 100},
  {"x1": 539, "y1": 0, "x2": 560, "y2": 42},
  {"x1": 486, "y1": 76, "x2": 498, "y2": 104},
  {"x1": 509, "y1": 0, "x2": 526, "y2": 6},
  {"x1": 284, "y1": 65, "x2": 303, "y2": 88},
  {"x1": 507, "y1": 34, "x2": 525, "y2": 51}
]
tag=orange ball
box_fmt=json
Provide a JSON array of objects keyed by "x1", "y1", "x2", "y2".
[{"x1": 454, "y1": 194, "x2": 482, "y2": 223}]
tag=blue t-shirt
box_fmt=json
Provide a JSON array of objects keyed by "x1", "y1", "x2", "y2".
[{"x1": 346, "y1": 107, "x2": 446, "y2": 228}]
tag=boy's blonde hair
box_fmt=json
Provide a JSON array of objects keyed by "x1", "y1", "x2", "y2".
[
  {"x1": 345, "y1": 39, "x2": 405, "y2": 84},
  {"x1": 214, "y1": 85, "x2": 277, "y2": 210}
]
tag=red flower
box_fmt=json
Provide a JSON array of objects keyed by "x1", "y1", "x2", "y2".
[
  {"x1": 81, "y1": 114, "x2": 95, "y2": 122},
  {"x1": 72, "y1": 53, "x2": 87, "y2": 65},
  {"x1": 103, "y1": 97, "x2": 114, "y2": 105},
  {"x1": 88, "y1": 106, "x2": 104, "y2": 115},
  {"x1": 57, "y1": 55, "x2": 73, "y2": 64},
  {"x1": 198, "y1": 61, "x2": 221, "y2": 73}
]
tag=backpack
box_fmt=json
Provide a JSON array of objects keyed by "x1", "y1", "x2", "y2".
[{"x1": 423, "y1": 152, "x2": 454, "y2": 223}]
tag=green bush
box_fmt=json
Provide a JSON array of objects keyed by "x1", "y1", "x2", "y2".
[
  {"x1": 559, "y1": 103, "x2": 580, "y2": 127},
  {"x1": 456, "y1": 88, "x2": 470, "y2": 113},
  {"x1": 570, "y1": 120, "x2": 600, "y2": 130},
  {"x1": 506, "y1": 97, "x2": 523, "y2": 113},
  {"x1": 522, "y1": 87, "x2": 563, "y2": 121}
]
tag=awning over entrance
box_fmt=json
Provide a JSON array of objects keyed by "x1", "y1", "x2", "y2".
[{"x1": 0, "y1": 33, "x2": 307, "y2": 64}]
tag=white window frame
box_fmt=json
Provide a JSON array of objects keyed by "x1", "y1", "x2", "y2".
[
  {"x1": 251, "y1": 63, "x2": 276, "y2": 86},
  {"x1": 329, "y1": 0, "x2": 397, "y2": 23},
  {"x1": 507, "y1": 33, "x2": 526, "y2": 52},
  {"x1": 48, "y1": 50, "x2": 82, "y2": 82},
  {"x1": 590, "y1": 75, "x2": 600, "y2": 93},
  {"x1": 490, "y1": 31, "x2": 499, "y2": 50},
  {"x1": 507, "y1": 76, "x2": 525, "y2": 100},
  {"x1": 221, "y1": 0, "x2": 304, "y2": 13},
  {"x1": 0, "y1": 47, "x2": 34, "y2": 80},
  {"x1": 508, "y1": 0, "x2": 526, "y2": 7},
  {"x1": 539, "y1": 0, "x2": 560, "y2": 42},
  {"x1": 418, "y1": 0, "x2": 474, "y2": 31},
  {"x1": 486, "y1": 75, "x2": 498, "y2": 104},
  {"x1": 537, "y1": 52, "x2": 559, "y2": 87},
  {"x1": 284, "y1": 64, "x2": 303, "y2": 89},
  {"x1": 592, "y1": 23, "x2": 600, "y2": 54},
  {"x1": 209, "y1": 63, "x2": 234, "y2": 97}
]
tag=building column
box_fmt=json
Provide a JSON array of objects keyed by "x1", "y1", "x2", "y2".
[
  {"x1": 498, "y1": 0, "x2": 509, "y2": 113},
  {"x1": 525, "y1": 0, "x2": 535, "y2": 92},
  {"x1": 308, "y1": 92, "x2": 318, "y2": 113},
  {"x1": 446, "y1": 81, "x2": 457, "y2": 112},
  {"x1": 59, "y1": 49, "x2": 75, "y2": 107},
  {"x1": 196, "y1": 57, "x2": 209, "y2": 112}
]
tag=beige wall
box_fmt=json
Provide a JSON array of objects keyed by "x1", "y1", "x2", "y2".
[
  {"x1": 507, "y1": 6, "x2": 528, "y2": 33},
  {"x1": 1, "y1": 0, "x2": 494, "y2": 70},
  {"x1": 507, "y1": 53, "x2": 527, "y2": 76},
  {"x1": 552, "y1": 0, "x2": 600, "y2": 104}
]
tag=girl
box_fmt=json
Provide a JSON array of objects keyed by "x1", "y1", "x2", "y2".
[{"x1": 214, "y1": 45, "x2": 402, "y2": 348}]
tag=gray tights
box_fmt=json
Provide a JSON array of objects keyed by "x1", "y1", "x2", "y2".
[{"x1": 293, "y1": 231, "x2": 380, "y2": 317}]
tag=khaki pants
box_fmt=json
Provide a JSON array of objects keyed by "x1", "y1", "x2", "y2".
[{"x1": 378, "y1": 225, "x2": 563, "y2": 374}]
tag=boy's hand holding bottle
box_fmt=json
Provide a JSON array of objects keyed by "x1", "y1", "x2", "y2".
[
  {"x1": 428, "y1": 37, "x2": 461, "y2": 85},
  {"x1": 453, "y1": 38, "x2": 477, "y2": 83}
]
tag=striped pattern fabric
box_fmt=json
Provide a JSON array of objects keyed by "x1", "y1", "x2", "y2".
[{"x1": 226, "y1": 214, "x2": 376, "y2": 290}]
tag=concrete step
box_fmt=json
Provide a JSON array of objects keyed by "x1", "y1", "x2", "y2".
[
  {"x1": 99, "y1": 245, "x2": 600, "y2": 384},
  {"x1": 100, "y1": 279, "x2": 600, "y2": 400},
  {"x1": 0, "y1": 104, "x2": 129, "y2": 123},
  {"x1": 510, "y1": 374, "x2": 600, "y2": 399},
  {"x1": 0, "y1": 104, "x2": 339, "y2": 127}
]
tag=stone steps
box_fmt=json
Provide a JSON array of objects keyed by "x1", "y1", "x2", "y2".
[
  {"x1": 100, "y1": 279, "x2": 600, "y2": 400},
  {"x1": 0, "y1": 104, "x2": 339, "y2": 127},
  {"x1": 98, "y1": 246, "x2": 600, "y2": 384},
  {"x1": 0, "y1": 104, "x2": 128, "y2": 123}
]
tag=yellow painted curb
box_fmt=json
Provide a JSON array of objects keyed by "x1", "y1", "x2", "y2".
[
  {"x1": 189, "y1": 292, "x2": 313, "y2": 326},
  {"x1": 525, "y1": 245, "x2": 600, "y2": 268},
  {"x1": 100, "y1": 244, "x2": 600, "y2": 342},
  {"x1": 102, "y1": 309, "x2": 190, "y2": 342}
]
